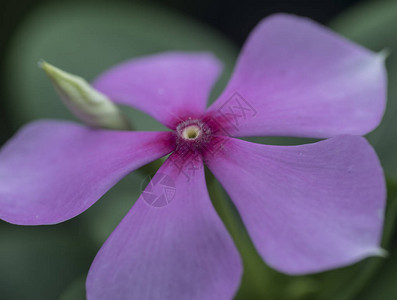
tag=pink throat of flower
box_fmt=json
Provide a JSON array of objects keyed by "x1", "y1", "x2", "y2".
[{"x1": 175, "y1": 118, "x2": 212, "y2": 152}]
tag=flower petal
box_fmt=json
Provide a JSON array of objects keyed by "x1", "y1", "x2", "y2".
[
  {"x1": 0, "y1": 120, "x2": 173, "y2": 225},
  {"x1": 86, "y1": 154, "x2": 242, "y2": 300},
  {"x1": 205, "y1": 135, "x2": 386, "y2": 274},
  {"x1": 207, "y1": 14, "x2": 387, "y2": 138},
  {"x1": 93, "y1": 52, "x2": 222, "y2": 129}
]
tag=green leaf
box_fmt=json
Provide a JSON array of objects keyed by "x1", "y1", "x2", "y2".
[
  {"x1": 59, "y1": 275, "x2": 87, "y2": 300},
  {"x1": 0, "y1": 220, "x2": 95, "y2": 300},
  {"x1": 4, "y1": 0, "x2": 237, "y2": 132},
  {"x1": 331, "y1": 0, "x2": 397, "y2": 181}
]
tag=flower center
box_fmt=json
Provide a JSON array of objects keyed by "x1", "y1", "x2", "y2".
[
  {"x1": 175, "y1": 119, "x2": 212, "y2": 152},
  {"x1": 182, "y1": 125, "x2": 201, "y2": 140}
]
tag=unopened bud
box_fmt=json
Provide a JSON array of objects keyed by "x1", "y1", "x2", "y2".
[{"x1": 40, "y1": 61, "x2": 132, "y2": 130}]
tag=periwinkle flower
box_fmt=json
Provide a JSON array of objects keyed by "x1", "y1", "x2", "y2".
[{"x1": 0, "y1": 14, "x2": 387, "y2": 300}]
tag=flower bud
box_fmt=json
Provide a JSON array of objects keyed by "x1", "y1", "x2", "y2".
[{"x1": 40, "y1": 61, "x2": 132, "y2": 130}]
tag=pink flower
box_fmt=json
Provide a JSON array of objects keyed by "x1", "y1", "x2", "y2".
[{"x1": 0, "y1": 14, "x2": 387, "y2": 300}]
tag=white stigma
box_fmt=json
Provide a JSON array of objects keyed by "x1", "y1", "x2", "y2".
[{"x1": 182, "y1": 125, "x2": 201, "y2": 140}]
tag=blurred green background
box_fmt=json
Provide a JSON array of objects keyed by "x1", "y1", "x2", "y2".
[{"x1": 0, "y1": 0, "x2": 397, "y2": 299}]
